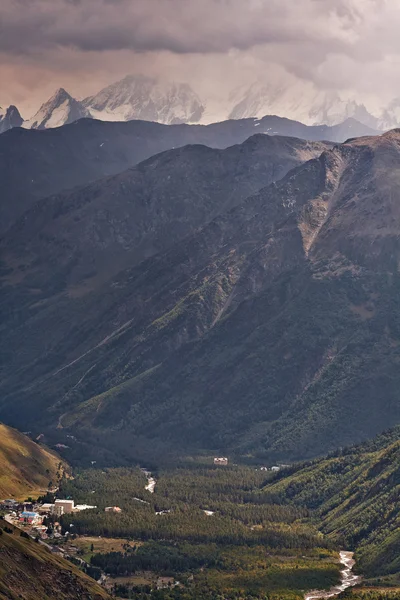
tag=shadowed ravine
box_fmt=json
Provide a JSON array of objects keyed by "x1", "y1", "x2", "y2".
[{"x1": 305, "y1": 552, "x2": 361, "y2": 600}]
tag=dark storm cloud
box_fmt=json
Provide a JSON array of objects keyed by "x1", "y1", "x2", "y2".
[
  {"x1": 0, "y1": 0, "x2": 367, "y2": 56},
  {"x1": 2, "y1": 0, "x2": 400, "y2": 118}
]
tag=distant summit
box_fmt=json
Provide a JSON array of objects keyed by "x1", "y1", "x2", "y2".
[
  {"x1": 23, "y1": 88, "x2": 91, "y2": 130},
  {"x1": 7, "y1": 74, "x2": 400, "y2": 131},
  {"x1": 0, "y1": 105, "x2": 23, "y2": 134},
  {"x1": 84, "y1": 74, "x2": 204, "y2": 124},
  {"x1": 228, "y1": 81, "x2": 380, "y2": 129}
]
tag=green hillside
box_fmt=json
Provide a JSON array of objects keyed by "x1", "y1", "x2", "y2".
[{"x1": 264, "y1": 427, "x2": 400, "y2": 579}]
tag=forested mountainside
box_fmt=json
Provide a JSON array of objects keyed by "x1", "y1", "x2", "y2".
[
  {"x1": 3, "y1": 129, "x2": 400, "y2": 465},
  {"x1": 0, "y1": 114, "x2": 374, "y2": 233},
  {"x1": 264, "y1": 426, "x2": 400, "y2": 582},
  {"x1": 0, "y1": 524, "x2": 111, "y2": 600},
  {"x1": 0, "y1": 424, "x2": 67, "y2": 499}
]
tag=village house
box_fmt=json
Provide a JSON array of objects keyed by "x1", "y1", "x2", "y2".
[
  {"x1": 1, "y1": 499, "x2": 19, "y2": 510},
  {"x1": 19, "y1": 511, "x2": 42, "y2": 525},
  {"x1": 105, "y1": 506, "x2": 122, "y2": 513},
  {"x1": 271, "y1": 466, "x2": 280, "y2": 472},
  {"x1": 54, "y1": 499, "x2": 74, "y2": 514},
  {"x1": 38, "y1": 503, "x2": 55, "y2": 514},
  {"x1": 213, "y1": 457, "x2": 228, "y2": 466},
  {"x1": 156, "y1": 577, "x2": 177, "y2": 590}
]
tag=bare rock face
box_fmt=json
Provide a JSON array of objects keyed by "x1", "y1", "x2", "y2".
[{"x1": 2, "y1": 130, "x2": 400, "y2": 464}]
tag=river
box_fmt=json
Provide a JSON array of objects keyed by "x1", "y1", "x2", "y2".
[
  {"x1": 141, "y1": 468, "x2": 156, "y2": 493},
  {"x1": 304, "y1": 551, "x2": 361, "y2": 600}
]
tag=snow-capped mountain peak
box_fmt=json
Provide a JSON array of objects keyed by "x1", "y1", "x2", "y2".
[
  {"x1": 23, "y1": 88, "x2": 91, "y2": 130},
  {"x1": 0, "y1": 105, "x2": 23, "y2": 134},
  {"x1": 84, "y1": 74, "x2": 204, "y2": 125},
  {"x1": 227, "y1": 81, "x2": 380, "y2": 129}
]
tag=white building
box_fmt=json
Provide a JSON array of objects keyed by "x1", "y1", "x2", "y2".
[
  {"x1": 38, "y1": 503, "x2": 55, "y2": 514},
  {"x1": 54, "y1": 499, "x2": 74, "y2": 514},
  {"x1": 75, "y1": 504, "x2": 97, "y2": 511},
  {"x1": 271, "y1": 466, "x2": 280, "y2": 472},
  {"x1": 213, "y1": 457, "x2": 228, "y2": 466}
]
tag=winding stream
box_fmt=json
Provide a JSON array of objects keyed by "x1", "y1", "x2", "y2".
[{"x1": 305, "y1": 551, "x2": 361, "y2": 600}]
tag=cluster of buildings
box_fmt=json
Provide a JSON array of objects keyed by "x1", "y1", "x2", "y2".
[
  {"x1": 36, "y1": 499, "x2": 97, "y2": 517},
  {"x1": 212, "y1": 458, "x2": 289, "y2": 472},
  {"x1": 1, "y1": 498, "x2": 97, "y2": 529}
]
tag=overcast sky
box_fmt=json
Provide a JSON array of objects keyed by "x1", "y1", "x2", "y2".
[{"x1": 2, "y1": 0, "x2": 400, "y2": 117}]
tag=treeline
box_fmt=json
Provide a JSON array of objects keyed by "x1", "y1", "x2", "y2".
[
  {"x1": 61, "y1": 504, "x2": 322, "y2": 548},
  {"x1": 91, "y1": 541, "x2": 218, "y2": 575}
]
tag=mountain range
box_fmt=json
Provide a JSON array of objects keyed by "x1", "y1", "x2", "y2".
[
  {"x1": 0, "y1": 114, "x2": 374, "y2": 234},
  {"x1": 2, "y1": 74, "x2": 400, "y2": 133},
  {"x1": 2, "y1": 126, "x2": 400, "y2": 465}
]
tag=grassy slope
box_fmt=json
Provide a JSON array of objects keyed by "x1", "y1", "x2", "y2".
[
  {"x1": 0, "y1": 524, "x2": 111, "y2": 600},
  {"x1": 263, "y1": 427, "x2": 400, "y2": 578},
  {"x1": 0, "y1": 423, "x2": 66, "y2": 499}
]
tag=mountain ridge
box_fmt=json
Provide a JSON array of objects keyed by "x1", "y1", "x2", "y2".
[
  {"x1": 5, "y1": 73, "x2": 398, "y2": 130},
  {"x1": 0, "y1": 115, "x2": 374, "y2": 234},
  {"x1": 2, "y1": 130, "x2": 400, "y2": 464},
  {"x1": 0, "y1": 134, "x2": 329, "y2": 291},
  {"x1": 22, "y1": 88, "x2": 91, "y2": 130}
]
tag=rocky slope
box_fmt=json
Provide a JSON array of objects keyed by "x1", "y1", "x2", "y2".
[
  {"x1": 0, "y1": 423, "x2": 67, "y2": 499},
  {"x1": 2, "y1": 130, "x2": 400, "y2": 464},
  {"x1": 0, "y1": 114, "x2": 372, "y2": 234},
  {"x1": 0, "y1": 105, "x2": 23, "y2": 134},
  {"x1": 0, "y1": 524, "x2": 111, "y2": 600},
  {"x1": 84, "y1": 74, "x2": 204, "y2": 124}
]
